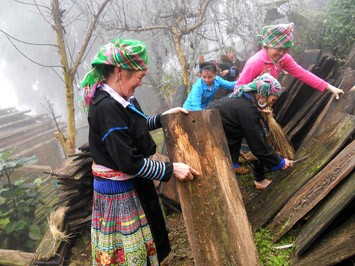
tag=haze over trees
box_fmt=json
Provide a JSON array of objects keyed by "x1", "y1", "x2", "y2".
[{"x1": 0, "y1": 0, "x2": 352, "y2": 154}]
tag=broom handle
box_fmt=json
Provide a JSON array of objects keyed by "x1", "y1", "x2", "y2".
[{"x1": 293, "y1": 154, "x2": 310, "y2": 163}]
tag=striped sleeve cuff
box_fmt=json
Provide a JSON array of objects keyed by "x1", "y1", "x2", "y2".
[
  {"x1": 147, "y1": 114, "x2": 162, "y2": 130},
  {"x1": 134, "y1": 158, "x2": 171, "y2": 181}
]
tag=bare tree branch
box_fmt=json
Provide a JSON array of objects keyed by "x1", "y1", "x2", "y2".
[
  {"x1": 14, "y1": 0, "x2": 50, "y2": 10},
  {"x1": 5, "y1": 36, "x2": 62, "y2": 69},
  {"x1": 33, "y1": 0, "x2": 53, "y2": 26},
  {"x1": 0, "y1": 29, "x2": 57, "y2": 47},
  {"x1": 70, "y1": 0, "x2": 111, "y2": 79}
]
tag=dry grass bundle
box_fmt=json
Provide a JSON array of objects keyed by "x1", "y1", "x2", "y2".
[
  {"x1": 48, "y1": 208, "x2": 72, "y2": 244},
  {"x1": 34, "y1": 207, "x2": 72, "y2": 260},
  {"x1": 266, "y1": 113, "x2": 296, "y2": 160}
]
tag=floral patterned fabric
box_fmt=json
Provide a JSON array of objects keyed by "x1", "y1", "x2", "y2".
[{"x1": 91, "y1": 188, "x2": 159, "y2": 266}]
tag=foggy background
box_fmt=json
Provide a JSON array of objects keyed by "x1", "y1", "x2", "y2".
[{"x1": 0, "y1": 0, "x2": 330, "y2": 147}]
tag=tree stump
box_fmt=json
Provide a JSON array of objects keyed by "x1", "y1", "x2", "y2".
[{"x1": 161, "y1": 109, "x2": 258, "y2": 266}]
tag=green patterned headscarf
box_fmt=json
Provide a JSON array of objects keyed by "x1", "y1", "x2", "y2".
[
  {"x1": 80, "y1": 38, "x2": 148, "y2": 112},
  {"x1": 230, "y1": 73, "x2": 282, "y2": 98},
  {"x1": 225, "y1": 46, "x2": 236, "y2": 53},
  {"x1": 258, "y1": 23, "x2": 294, "y2": 49}
]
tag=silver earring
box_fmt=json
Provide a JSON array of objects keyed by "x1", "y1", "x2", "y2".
[{"x1": 258, "y1": 99, "x2": 267, "y2": 108}]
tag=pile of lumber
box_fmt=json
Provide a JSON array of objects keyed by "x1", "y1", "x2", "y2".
[
  {"x1": 246, "y1": 46, "x2": 355, "y2": 265},
  {"x1": 31, "y1": 145, "x2": 93, "y2": 265}
]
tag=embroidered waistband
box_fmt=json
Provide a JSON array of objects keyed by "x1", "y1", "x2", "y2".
[{"x1": 92, "y1": 162, "x2": 133, "y2": 181}]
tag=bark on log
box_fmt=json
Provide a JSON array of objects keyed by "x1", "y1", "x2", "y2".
[
  {"x1": 295, "y1": 171, "x2": 355, "y2": 256},
  {"x1": 161, "y1": 109, "x2": 258, "y2": 266},
  {"x1": 268, "y1": 140, "x2": 355, "y2": 241},
  {"x1": 0, "y1": 249, "x2": 33, "y2": 266}
]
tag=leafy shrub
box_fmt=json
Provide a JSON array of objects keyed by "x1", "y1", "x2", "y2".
[
  {"x1": 0, "y1": 148, "x2": 47, "y2": 251},
  {"x1": 322, "y1": 0, "x2": 355, "y2": 59}
]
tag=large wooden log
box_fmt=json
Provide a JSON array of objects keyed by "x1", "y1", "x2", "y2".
[
  {"x1": 295, "y1": 171, "x2": 355, "y2": 256},
  {"x1": 268, "y1": 140, "x2": 355, "y2": 241},
  {"x1": 161, "y1": 109, "x2": 258, "y2": 266},
  {"x1": 290, "y1": 211, "x2": 355, "y2": 266}
]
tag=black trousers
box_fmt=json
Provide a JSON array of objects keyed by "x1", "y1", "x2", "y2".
[{"x1": 253, "y1": 160, "x2": 266, "y2": 182}]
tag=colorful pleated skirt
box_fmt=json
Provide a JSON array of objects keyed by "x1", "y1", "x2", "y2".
[{"x1": 91, "y1": 178, "x2": 159, "y2": 266}]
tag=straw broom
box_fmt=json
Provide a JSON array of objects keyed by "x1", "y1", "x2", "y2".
[{"x1": 266, "y1": 113, "x2": 296, "y2": 160}]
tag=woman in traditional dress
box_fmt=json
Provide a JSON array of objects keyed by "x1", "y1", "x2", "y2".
[
  {"x1": 208, "y1": 73, "x2": 294, "y2": 189},
  {"x1": 80, "y1": 38, "x2": 199, "y2": 266},
  {"x1": 235, "y1": 23, "x2": 344, "y2": 189}
]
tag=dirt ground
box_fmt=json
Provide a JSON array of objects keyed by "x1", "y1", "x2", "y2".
[{"x1": 67, "y1": 162, "x2": 259, "y2": 266}]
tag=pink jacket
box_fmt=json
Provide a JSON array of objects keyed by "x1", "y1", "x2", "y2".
[{"x1": 236, "y1": 48, "x2": 328, "y2": 92}]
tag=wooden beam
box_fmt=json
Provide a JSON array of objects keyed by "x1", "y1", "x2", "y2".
[
  {"x1": 0, "y1": 249, "x2": 33, "y2": 266},
  {"x1": 162, "y1": 110, "x2": 259, "y2": 266},
  {"x1": 0, "y1": 117, "x2": 52, "y2": 140},
  {"x1": 294, "y1": 171, "x2": 355, "y2": 256},
  {"x1": 246, "y1": 69, "x2": 355, "y2": 231},
  {"x1": 268, "y1": 140, "x2": 355, "y2": 241},
  {"x1": 0, "y1": 125, "x2": 65, "y2": 153},
  {"x1": 290, "y1": 212, "x2": 355, "y2": 266},
  {"x1": 0, "y1": 114, "x2": 46, "y2": 130},
  {"x1": 0, "y1": 109, "x2": 31, "y2": 123},
  {"x1": 0, "y1": 106, "x2": 16, "y2": 114},
  {"x1": 49, "y1": 157, "x2": 92, "y2": 178},
  {"x1": 19, "y1": 164, "x2": 52, "y2": 173},
  {"x1": 247, "y1": 114, "x2": 354, "y2": 231}
]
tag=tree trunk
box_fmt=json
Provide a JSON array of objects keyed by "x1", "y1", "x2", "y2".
[
  {"x1": 161, "y1": 109, "x2": 259, "y2": 266},
  {"x1": 172, "y1": 27, "x2": 191, "y2": 92},
  {"x1": 52, "y1": 0, "x2": 75, "y2": 155}
]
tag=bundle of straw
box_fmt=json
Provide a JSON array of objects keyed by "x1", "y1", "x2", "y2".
[{"x1": 266, "y1": 113, "x2": 296, "y2": 160}]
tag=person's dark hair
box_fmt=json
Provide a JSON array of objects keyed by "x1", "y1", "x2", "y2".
[
  {"x1": 100, "y1": 64, "x2": 116, "y2": 79},
  {"x1": 220, "y1": 54, "x2": 233, "y2": 64},
  {"x1": 199, "y1": 61, "x2": 217, "y2": 73}
]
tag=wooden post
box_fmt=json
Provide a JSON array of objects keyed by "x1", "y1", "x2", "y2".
[{"x1": 161, "y1": 109, "x2": 258, "y2": 266}]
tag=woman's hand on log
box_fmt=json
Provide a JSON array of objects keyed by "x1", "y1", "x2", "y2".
[
  {"x1": 162, "y1": 107, "x2": 189, "y2": 115},
  {"x1": 282, "y1": 158, "x2": 294, "y2": 170},
  {"x1": 327, "y1": 84, "x2": 344, "y2": 100},
  {"x1": 173, "y1": 162, "x2": 200, "y2": 181}
]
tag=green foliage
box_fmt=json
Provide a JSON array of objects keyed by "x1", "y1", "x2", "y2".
[
  {"x1": 322, "y1": 0, "x2": 355, "y2": 59},
  {"x1": 290, "y1": 0, "x2": 354, "y2": 61},
  {"x1": 255, "y1": 228, "x2": 295, "y2": 266},
  {"x1": 0, "y1": 148, "x2": 47, "y2": 251},
  {"x1": 150, "y1": 129, "x2": 165, "y2": 154}
]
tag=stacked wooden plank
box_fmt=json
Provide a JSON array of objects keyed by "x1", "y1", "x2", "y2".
[
  {"x1": 246, "y1": 47, "x2": 355, "y2": 264},
  {"x1": 0, "y1": 107, "x2": 65, "y2": 166},
  {"x1": 31, "y1": 146, "x2": 93, "y2": 265}
]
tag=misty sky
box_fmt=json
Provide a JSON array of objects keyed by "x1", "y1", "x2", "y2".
[
  {"x1": 0, "y1": 0, "x2": 331, "y2": 125},
  {"x1": 0, "y1": 1, "x2": 97, "y2": 127}
]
